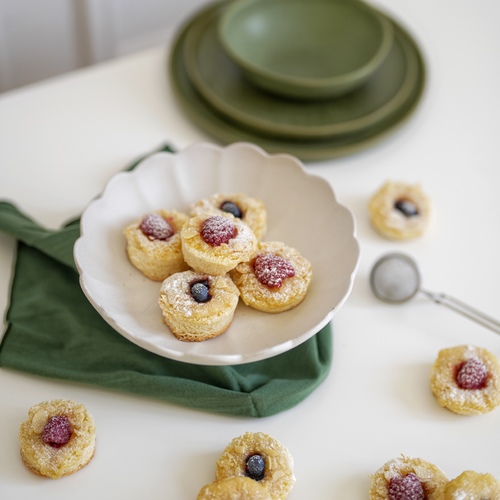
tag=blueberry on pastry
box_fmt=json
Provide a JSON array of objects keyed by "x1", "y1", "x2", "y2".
[
  {"x1": 368, "y1": 181, "x2": 431, "y2": 240},
  {"x1": 158, "y1": 270, "x2": 240, "y2": 342},
  {"x1": 216, "y1": 432, "x2": 295, "y2": 500},
  {"x1": 190, "y1": 193, "x2": 267, "y2": 240}
]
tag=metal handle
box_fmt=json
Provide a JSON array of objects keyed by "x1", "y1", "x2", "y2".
[{"x1": 420, "y1": 289, "x2": 500, "y2": 334}]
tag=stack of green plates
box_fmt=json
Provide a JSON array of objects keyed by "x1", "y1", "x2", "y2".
[{"x1": 169, "y1": 0, "x2": 426, "y2": 162}]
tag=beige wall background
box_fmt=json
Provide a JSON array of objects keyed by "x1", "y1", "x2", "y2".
[{"x1": 0, "y1": 0, "x2": 209, "y2": 93}]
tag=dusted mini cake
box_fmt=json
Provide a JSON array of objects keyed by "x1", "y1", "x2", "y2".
[
  {"x1": 197, "y1": 476, "x2": 272, "y2": 500},
  {"x1": 216, "y1": 432, "x2": 295, "y2": 500},
  {"x1": 430, "y1": 345, "x2": 500, "y2": 415},
  {"x1": 231, "y1": 241, "x2": 312, "y2": 313},
  {"x1": 158, "y1": 270, "x2": 240, "y2": 342},
  {"x1": 181, "y1": 213, "x2": 257, "y2": 276},
  {"x1": 124, "y1": 209, "x2": 190, "y2": 281},
  {"x1": 190, "y1": 193, "x2": 267, "y2": 240},
  {"x1": 19, "y1": 399, "x2": 96, "y2": 479},
  {"x1": 369, "y1": 455, "x2": 448, "y2": 500},
  {"x1": 433, "y1": 470, "x2": 500, "y2": 499},
  {"x1": 368, "y1": 181, "x2": 431, "y2": 240}
]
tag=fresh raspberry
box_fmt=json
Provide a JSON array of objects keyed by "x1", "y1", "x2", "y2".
[
  {"x1": 200, "y1": 215, "x2": 236, "y2": 246},
  {"x1": 388, "y1": 473, "x2": 424, "y2": 500},
  {"x1": 456, "y1": 357, "x2": 489, "y2": 389},
  {"x1": 139, "y1": 213, "x2": 173, "y2": 240},
  {"x1": 254, "y1": 253, "x2": 295, "y2": 288},
  {"x1": 42, "y1": 415, "x2": 72, "y2": 448}
]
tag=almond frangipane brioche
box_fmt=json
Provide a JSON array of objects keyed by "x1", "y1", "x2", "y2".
[{"x1": 19, "y1": 399, "x2": 96, "y2": 479}]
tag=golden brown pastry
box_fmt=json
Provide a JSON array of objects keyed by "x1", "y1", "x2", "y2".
[
  {"x1": 197, "y1": 476, "x2": 272, "y2": 500},
  {"x1": 433, "y1": 470, "x2": 500, "y2": 499},
  {"x1": 430, "y1": 345, "x2": 500, "y2": 415},
  {"x1": 181, "y1": 213, "x2": 257, "y2": 275},
  {"x1": 231, "y1": 241, "x2": 312, "y2": 313},
  {"x1": 190, "y1": 193, "x2": 267, "y2": 240},
  {"x1": 369, "y1": 455, "x2": 448, "y2": 500},
  {"x1": 216, "y1": 432, "x2": 295, "y2": 500},
  {"x1": 19, "y1": 399, "x2": 96, "y2": 479},
  {"x1": 124, "y1": 209, "x2": 190, "y2": 281},
  {"x1": 368, "y1": 181, "x2": 431, "y2": 240},
  {"x1": 158, "y1": 270, "x2": 240, "y2": 342}
]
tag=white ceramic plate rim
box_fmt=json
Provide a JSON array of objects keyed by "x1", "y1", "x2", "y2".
[{"x1": 74, "y1": 142, "x2": 360, "y2": 365}]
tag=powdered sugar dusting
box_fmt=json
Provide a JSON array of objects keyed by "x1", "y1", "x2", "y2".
[
  {"x1": 456, "y1": 357, "x2": 488, "y2": 389},
  {"x1": 388, "y1": 473, "x2": 424, "y2": 500},
  {"x1": 139, "y1": 213, "x2": 173, "y2": 240},
  {"x1": 201, "y1": 215, "x2": 236, "y2": 246},
  {"x1": 430, "y1": 345, "x2": 500, "y2": 414},
  {"x1": 160, "y1": 272, "x2": 198, "y2": 317},
  {"x1": 42, "y1": 415, "x2": 72, "y2": 448},
  {"x1": 19, "y1": 399, "x2": 96, "y2": 479},
  {"x1": 254, "y1": 253, "x2": 295, "y2": 288}
]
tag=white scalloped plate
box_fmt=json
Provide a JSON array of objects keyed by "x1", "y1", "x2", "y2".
[{"x1": 74, "y1": 142, "x2": 359, "y2": 365}]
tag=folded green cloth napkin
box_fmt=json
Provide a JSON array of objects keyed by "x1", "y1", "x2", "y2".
[{"x1": 0, "y1": 145, "x2": 332, "y2": 418}]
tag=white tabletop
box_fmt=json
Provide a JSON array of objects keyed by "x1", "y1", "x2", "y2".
[{"x1": 1, "y1": 0, "x2": 499, "y2": 497}]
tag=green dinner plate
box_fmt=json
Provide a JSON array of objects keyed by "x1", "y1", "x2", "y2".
[
  {"x1": 169, "y1": 1, "x2": 426, "y2": 162},
  {"x1": 183, "y1": 2, "x2": 417, "y2": 139}
]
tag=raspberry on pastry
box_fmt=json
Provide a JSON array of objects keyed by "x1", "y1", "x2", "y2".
[
  {"x1": 190, "y1": 193, "x2": 267, "y2": 240},
  {"x1": 430, "y1": 345, "x2": 500, "y2": 415},
  {"x1": 19, "y1": 399, "x2": 96, "y2": 479},
  {"x1": 124, "y1": 209, "x2": 190, "y2": 281},
  {"x1": 369, "y1": 455, "x2": 448, "y2": 500},
  {"x1": 231, "y1": 241, "x2": 312, "y2": 313},
  {"x1": 158, "y1": 270, "x2": 240, "y2": 342},
  {"x1": 181, "y1": 213, "x2": 257, "y2": 275}
]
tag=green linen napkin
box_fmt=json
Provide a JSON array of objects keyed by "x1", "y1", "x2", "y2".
[{"x1": 0, "y1": 145, "x2": 332, "y2": 418}]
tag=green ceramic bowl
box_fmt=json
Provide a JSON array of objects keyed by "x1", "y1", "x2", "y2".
[{"x1": 218, "y1": 0, "x2": 394, "y2": 100}]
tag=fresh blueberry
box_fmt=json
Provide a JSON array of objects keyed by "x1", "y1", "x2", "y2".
[
  {"x1": 246, "y1": 454, "x2": 265, "y2": 481},
  {"x1": 220, "y1": 201, "x2": 243, "y2": 218},
  {"x1": 190, "y1": 280, "x2": 211, "y2": 303},
  {"x1": 394, "y1": 199, "x2": 419, "y2": 217}
]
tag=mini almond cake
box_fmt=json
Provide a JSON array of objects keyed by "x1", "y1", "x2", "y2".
[
  {"x1": 216, "y1": 432, "x2": 295, "y2": 500},
  {"x1": 181, "y1": 213, "x2": 257, "y2": 275},
  {"x1": 124, "y1": 209, "x2": 190, "y2": 281},
  {"x1": 19, "y1": 399, "x2": 96, "y2": 479},
  {"x1": 231, "y1": 241, "x2": 312, "y2": 313},
  {"x1": 430, "y1": 345, "x2": 500, "y2": 415},
  {"x1": 368, "y1": 181, "x2": 431, "y2": 240},
  {"x1": 197, "y1": 476, "x2": 272, "y2": 500},
  {"x1": 369, "y1": 455, "x2": 448, "y2": 500},
  {"x1": 190, "y1": 193, "x2": 267, "y2": 240},
  {"x1": 158, "y1": 269, "x2": 240, "y2": 342},
  {"x1": 433, "y1": 470, "x2": 500, "y2": 499}
]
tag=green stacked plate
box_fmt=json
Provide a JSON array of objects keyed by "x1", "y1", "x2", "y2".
[{"x1": 169, "y1": 0, "x2": 426, "y2": 161}]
